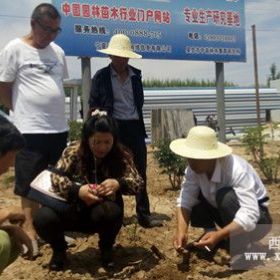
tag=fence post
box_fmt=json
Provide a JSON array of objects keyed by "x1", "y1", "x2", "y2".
[
  {"x1": 81, "y1": 57, "x2": 91, "y2": 119},
  {"x1": 70, "y1": 85, "x2": 78, "y2": 121}
]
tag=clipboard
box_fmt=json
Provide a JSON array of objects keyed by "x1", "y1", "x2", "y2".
[{"x1": 29, "y1": 169, "x2": 71, "y2": 212}]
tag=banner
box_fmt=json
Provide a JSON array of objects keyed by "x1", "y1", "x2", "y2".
[{"x1": 53, "y1": 0, "x2": 246, "y2": 62}]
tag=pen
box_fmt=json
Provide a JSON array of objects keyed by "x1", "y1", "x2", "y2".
[
  {"x1": 93, "y1": 157, "x2": 98, "y2": 184},
  {"x1": 84, "y1": 176, "x2": 89, "y2": 184},
  {"x1": 204, "y1": 245, "x2": 211, "y2": 252},
  {"x1": 196, "y1": 238, "x2": 211, "y2": 252},
  {"x1": 85, "y1": 176, "x2": 97, "y2": 192},
  {"x1": 181, "y1": 243, "x2": 211, "y2": 253},
  {"x1": 84, "y1": 176, "x2": 91, "y2": 188}
]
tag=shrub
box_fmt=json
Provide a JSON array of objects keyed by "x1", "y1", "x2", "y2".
[
  {"x1": 242, "y1": 126, "x2": 280, "y2": 182},
  {"x1": 68, "y1": 120, "x2": 83, "y2": 142},
  {"x1": 1, "y1": 172, "x2": 15, "y2": 189},
  {"x1": 153, "y1": 141, "x2": 187, "y2": 190}
]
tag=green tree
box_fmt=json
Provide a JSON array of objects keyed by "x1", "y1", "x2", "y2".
[
  {"x1": 142, "y1": 78, "x2": 235, "y2": 88},
  {"x1": 153, "y1": 141, "x2": 187, "y2": 190},
  {"x1": 242, "y1": 126, "x2": 280, "y2": 183},
  {"x1": 267, "y1": 63, "x2": 280, "y2": 86}
]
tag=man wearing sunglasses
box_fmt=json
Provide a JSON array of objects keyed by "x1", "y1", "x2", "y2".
[{"x1": 0, "y1": 3, "x2": 68, "y2": 258}]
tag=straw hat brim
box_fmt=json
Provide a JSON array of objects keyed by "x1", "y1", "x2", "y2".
[
  {"x1": 170, "y1": 138, "x2": 232, "y2": 159},
  {"x1": 97, "y1": 48, "x2": 142, "y2": 59}
]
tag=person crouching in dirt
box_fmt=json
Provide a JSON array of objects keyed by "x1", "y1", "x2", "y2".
[
  {"x1": 170, "y1": 126, "x2": 272, "y2": 268},
  {"x1": 33, "y1": 109, "x2": 143, "y2": 271},
  {"x1": 0, "y1": 115, "x2": 33, "y2": 274}
]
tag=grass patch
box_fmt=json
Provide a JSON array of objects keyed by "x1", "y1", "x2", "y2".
[{"x1": 0, "y1": 169, "x2": 15, "y2": 189}]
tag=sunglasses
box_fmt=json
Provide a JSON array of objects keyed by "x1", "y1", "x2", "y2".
[{"x1": 36, "y1": 20, "x2": 62, "y2": 35}]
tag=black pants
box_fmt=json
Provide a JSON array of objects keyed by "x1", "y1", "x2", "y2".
[
  {"x1": 115, "y1": 119, "x2": 150, "y2": 220},
  {"x1": 33, "y1": 199, "x2": 123, "y2": 252},
  {"x1": 191, "y1": 187, "x2": 272, "y2": 254},
  {"x1": 15, "y1": 132, "x2": 68, "y2": 197}
]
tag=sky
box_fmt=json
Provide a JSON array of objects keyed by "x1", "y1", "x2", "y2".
[{"x1": 0, "y1": 0, "x2": 279, "y2": 87}]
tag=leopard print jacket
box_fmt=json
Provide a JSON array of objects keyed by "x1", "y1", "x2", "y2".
[{"x1": 50, "y1": 141, "x2": 144, "y2": 200}]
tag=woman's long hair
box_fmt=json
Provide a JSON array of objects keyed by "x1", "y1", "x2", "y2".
[{"x1": 78, "y1": 110, "x2": 133, "y2": 181}]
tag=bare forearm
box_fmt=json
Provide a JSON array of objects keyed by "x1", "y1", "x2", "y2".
[
  {"x1": 174, "y1": 207, "x2": 191, "y2": 250},
  {"x1": 218, "y1": 221, "x2": 244, "y2": 240},
  {"x1": 177, "y1": 207, "x2": 190, "y2": 234},
  {"x1": 193, "y1": 219, "x2": 249, "y2": 250}
]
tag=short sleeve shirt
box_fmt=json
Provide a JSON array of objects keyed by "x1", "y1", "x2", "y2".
[{"x1": 0, "y1": 38, "x2": 68, "y2": 133}]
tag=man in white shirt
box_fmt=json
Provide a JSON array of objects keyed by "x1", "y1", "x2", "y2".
[
  {"x1": 0, "y1": 3, "x2": 68, "y2": 257},
  {"x1": 170, "y1": 126, "x2": 272, "y2": 268}
]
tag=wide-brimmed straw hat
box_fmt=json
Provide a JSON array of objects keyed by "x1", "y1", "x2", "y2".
[
  {"x1": 97, "y1": 34, "x2": 142, "y2": 59},
  {"x1": 169, "y1": 126, "x2": 232, "y2": 159}
]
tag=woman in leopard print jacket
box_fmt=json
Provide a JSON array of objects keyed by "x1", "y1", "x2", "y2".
[{"x1": 33, "y1": 109, "x2": 143, "y2": 270}]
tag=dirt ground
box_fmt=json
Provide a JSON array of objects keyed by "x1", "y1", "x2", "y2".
[{"x1": 1, "y1": 143, "x2": 280, "y2": 279}]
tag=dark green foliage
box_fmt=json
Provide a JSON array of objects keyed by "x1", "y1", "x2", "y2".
[
  {"x1": 242, "y1": 126, "x2": 280, "y2": 182},
  {"x1": 64, "y1": 87, "x2": 72, "y2": 97},
  {"x1": 143, "y1": 78, "x2": 236, "y2": 88},
  {"x1": 63, "y1": 79, "x2": 236, "y2": 92},
  {"x1": 63, "y1": 85, "x2": 83, "y2": 97},
  {"x1": 1, "y1": 173, "x2": 15, "y2": 189},
  {"x1": 68, "y1": 120, "x2": 83, "y2": 142},
  {"x1": 153, "y1": 141, "x2": 187, "y2": 189},
  {"x1": 242, "y1": 126, "x2": 265, "y2": 162},
  {"x1": 267, "y1": 63, "x2": 280, "y2": 86}
]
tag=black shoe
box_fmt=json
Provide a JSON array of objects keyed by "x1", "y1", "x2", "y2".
[
  {"x1": 101, "y1": 248, "x2": 115, "y2": 268},
  {"x1": 49, "y1": 250, "x2": 66, "y2": 271},
  {"x1": 138, "y1": 216, "x2": 163, "y2": 228}
]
